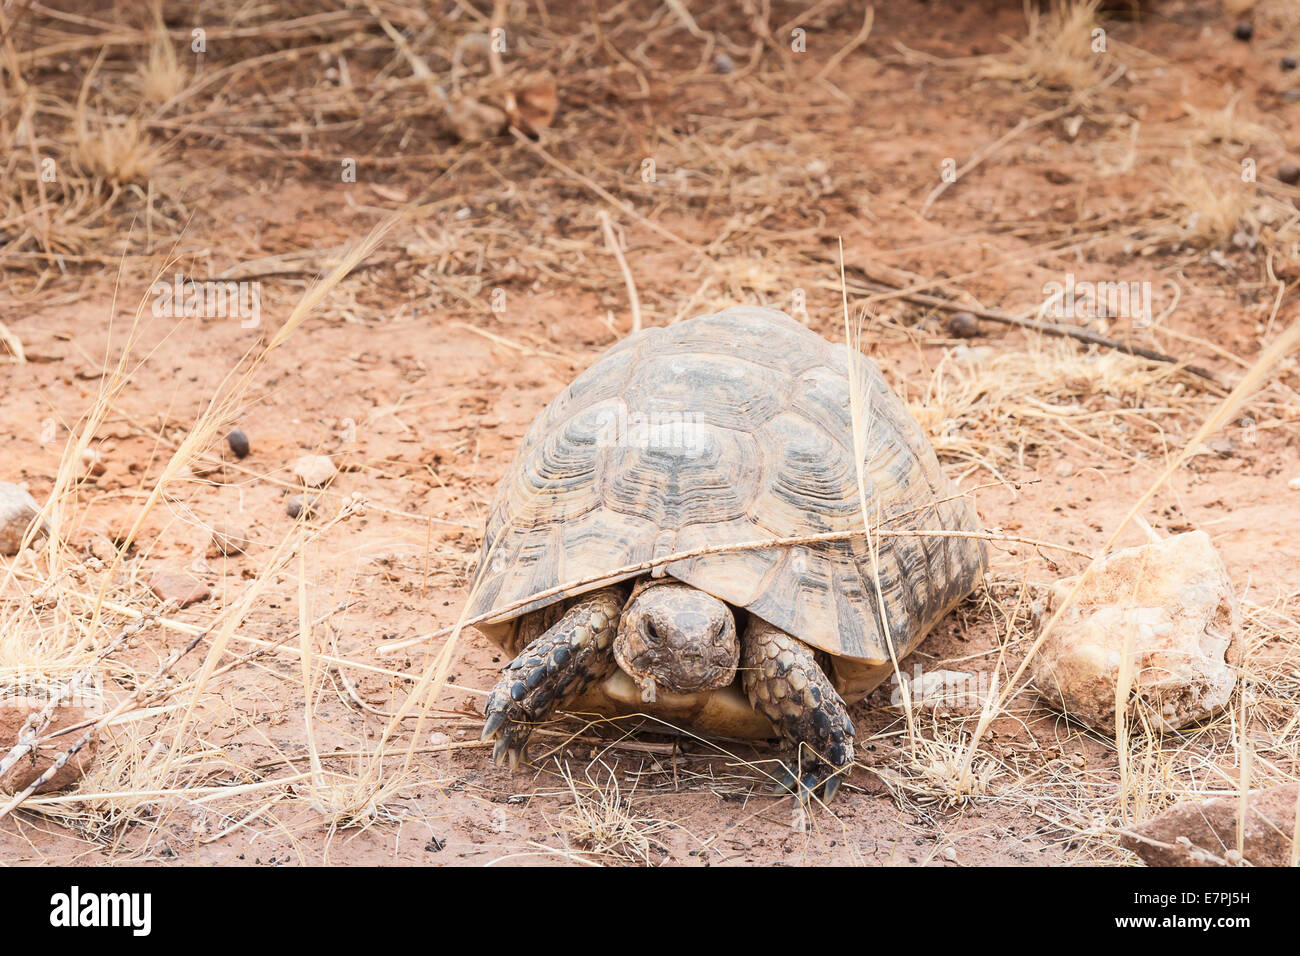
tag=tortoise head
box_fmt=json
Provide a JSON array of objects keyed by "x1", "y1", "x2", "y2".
[{"x1": 615, "y1": 580, "x2": 739, "y2": 699}]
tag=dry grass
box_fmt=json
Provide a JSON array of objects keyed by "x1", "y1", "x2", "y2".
[
  {"x1": 1160, "y1": 163, "x2": 1259, "y2": 250},
  {"x1": 1184, "y1": 96, "x2": 1276, "y2": 154},
  {"x1": 1, "y1": 0, "x2": 1299, "y2": 868},
  {"x1": 74, "y1": 116, "x2": 166, "y2": 186},
  {"x1": 0, "y1": 220, "x2": 401, "y2": 852},
  {"x1": 908, "y1": 336, "x2": 1195, "y2": 483},
  {"x1": 553, "y1": 759, "x2": 673, "y2": 865},
  {"x1": 136, "y1": 7, "x2": 187, "y2": 107},
  {"x1": 979, "y1": 0, "x2": 1113, "y2": 98}
]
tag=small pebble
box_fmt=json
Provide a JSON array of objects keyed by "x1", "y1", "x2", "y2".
[
  {"x1": 287, "y1": 494, "x2": 319, "y2": 520},
  {"x1": 292, "y1": 454, "x2": 337, "y2": 488},
  {"x1": 209, "y1": 523, "x2": 252, "y2": 557},
  {"x1": 713, "y1": 52, "x2": 735, "y2": 74},
  {"x1": 79, "y1": 447, "x2": 106, "y2": 477},
  {"x1": 1288, "y1": 476, "x2": 1300, "y2": 491},
  {"x1": 945, "y1": 311, "x2": 980, "y2": 338},
  {"x1": 1055, "y1": 460, "x2": 1075, "y2": 478},
  {"x1": 226, "y1": 429, "x2": 251, "y2": 459},
  {"x1": 429, "y1": 732, "x2": 452, "y2": 747},
  {"x1": 1282, "y1": 56, "x2": 1297, "y2": 71},
  {"x1": 0, "y1": 483, "x2": 47, "y2": 555},
  {"x1": 1279, "y1": 162, "x2": 1300, "y2": 185},
  {"x1": 1233, "y1": 21, "x2": 1254, "y2": 42},
  {"x1": 148, "y1": 571, "x2": 211, "y2": 608},
  {"x1": 941, "y1": 846, "x2": 958, "y2": 863}
]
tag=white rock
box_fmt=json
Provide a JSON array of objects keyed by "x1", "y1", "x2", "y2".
[
  {"x1": 292, "y1": 455, "x2": 337, "y2": 488},
  {"x1": 1030, "y1": 531, "x2": 1240, "y2": 733},
  {"x1": 1288, "y1": 476, "x2": 1300, "y2": 491},
  {"x1": 0, "y1": 483, "x2": 46, "y2": 555}
]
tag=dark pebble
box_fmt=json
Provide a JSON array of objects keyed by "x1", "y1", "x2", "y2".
[
  {"x1": 226, "y1": 429, "x2": 250, "y2": 459},
  {"x1": 945, "y1": 311, "x2": 981, "y2": 338},
  {"x1": 1234, "y1": 21, "x2": 1253, "y2": 42},
  {"x1": 1280, "y1": 162, "x2": 1300, "y2": 185},
  {"x1": 286, "y1": 494, "x2": 317, "y2": 519},
  {"x1": 1283, "y1": 56, "x2": 1297, "y2": 71}
]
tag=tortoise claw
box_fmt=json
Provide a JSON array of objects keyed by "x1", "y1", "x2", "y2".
[
  {"x1": 772, "y1": 763, "x2": 846, "y2": 804},
  {"x1": 481, "y1": 711, "x2": 508, "y2": 741},
  {"x1": 800, "y1": 773, "x2": 821, "y2": 804},
  {"x1": 822, "y1": 772, "x2": 842, "y2": 803},
  {"x1": 774, "y1": 767, "x2": 798, "y2": 792},
  {"x1": 492, "y1": 738, "x2": 523, "y2": 771}
]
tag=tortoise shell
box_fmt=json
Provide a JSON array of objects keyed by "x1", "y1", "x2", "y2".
[{"x1": 467, "y1": 306, "x2": 985, "y2": 673}]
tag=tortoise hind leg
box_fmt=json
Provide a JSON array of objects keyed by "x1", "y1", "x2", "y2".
[
  {"x1": 482, "y1": 587, "x2": 623, "y2": 770},
  {"x1": 741, "y1": 618, "x2": 856, "y2": 802}
]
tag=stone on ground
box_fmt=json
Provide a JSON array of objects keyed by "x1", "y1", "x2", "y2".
[
  {"x1": 0, "y1": 698, "x2": 100, "y2": 795},
  {"x1": 0, "y1": 482, "x2": 46, "y2": 555},
  {"x1": 208, "y1": 523, "x2": 251, "y2": 557},
  {"x1": 148, "y1": 571, "x2": 211, "y2": 608},
  {"x1": 292, "y1": 454, "x2": 337, "y2": 488},
  {"x1": 1030, "y1": 530, "x2": 1240, "y2": 733},
  {"x1": 1121, "y1": 783, "x2": 1298, "y2": 866}
]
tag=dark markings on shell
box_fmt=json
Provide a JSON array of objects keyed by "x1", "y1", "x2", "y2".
[{"x1": 467, "y1": 307, "x2": 986, "y2": 663}]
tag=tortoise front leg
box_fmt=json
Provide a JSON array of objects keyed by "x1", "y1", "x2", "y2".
[
  {"x1": 741, "y1": 618, "x2": 856, "y2": 802},
  {"x1": 482, "y1": 588, "x2": 623, "y2": 770}
]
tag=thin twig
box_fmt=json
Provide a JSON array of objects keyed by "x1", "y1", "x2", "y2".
[
  {"x1": 817, "y1": 256, "x2": 1222, "y2": 384},
  {"x1": 813, "y1": 5, "x2": 874, "y2": 82},
  {"x1": 597, "y1": 210, "x2": 642, "y2": 335}
]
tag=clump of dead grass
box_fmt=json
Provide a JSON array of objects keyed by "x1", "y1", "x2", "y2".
[
  {"x1": 1184, "y1": 96, "x2": 1277, "y2": 153},
  {"x1": 1148, "y1": 157, "x2": 1300, "y2": 262},
  {"x1": 908, "y1": 337, "x2": 1194, "y2": 483},
  {"x1": 74, "y1": 116, "x2": 165, "y2": 185},
  {"x1": 137, "y1": 11, "x2": 187, "y2": 106},
  {"x1": 1161, "y1": 164, "x2": 1258, "y2": 249},
  {"x1": 555, "y1": 759, "x2": 673, "y2": 865},
  {"x1": 980, "y1": 0, "x2": 1113, "y2": 97}
]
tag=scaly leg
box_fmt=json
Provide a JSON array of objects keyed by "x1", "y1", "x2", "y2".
[
  {"x1": 482, "y1": 587, "x2": 623, "y2": 770},
  {"x1": 741, "y1": 618, "x2": 856, "y2": 802}
]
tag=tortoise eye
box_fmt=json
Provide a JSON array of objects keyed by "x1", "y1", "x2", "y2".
[{"x1": 644, "y1": 620, "x2": 663, "y2": 643}]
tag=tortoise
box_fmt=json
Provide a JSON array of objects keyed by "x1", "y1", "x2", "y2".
[{"x1": 467, "y1": 306, "x2": 985, "y2": 799}]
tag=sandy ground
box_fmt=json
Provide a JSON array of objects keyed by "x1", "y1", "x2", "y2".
[{"x1": 2, "y1": 0, "x2": 1299, "y2": 866}]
